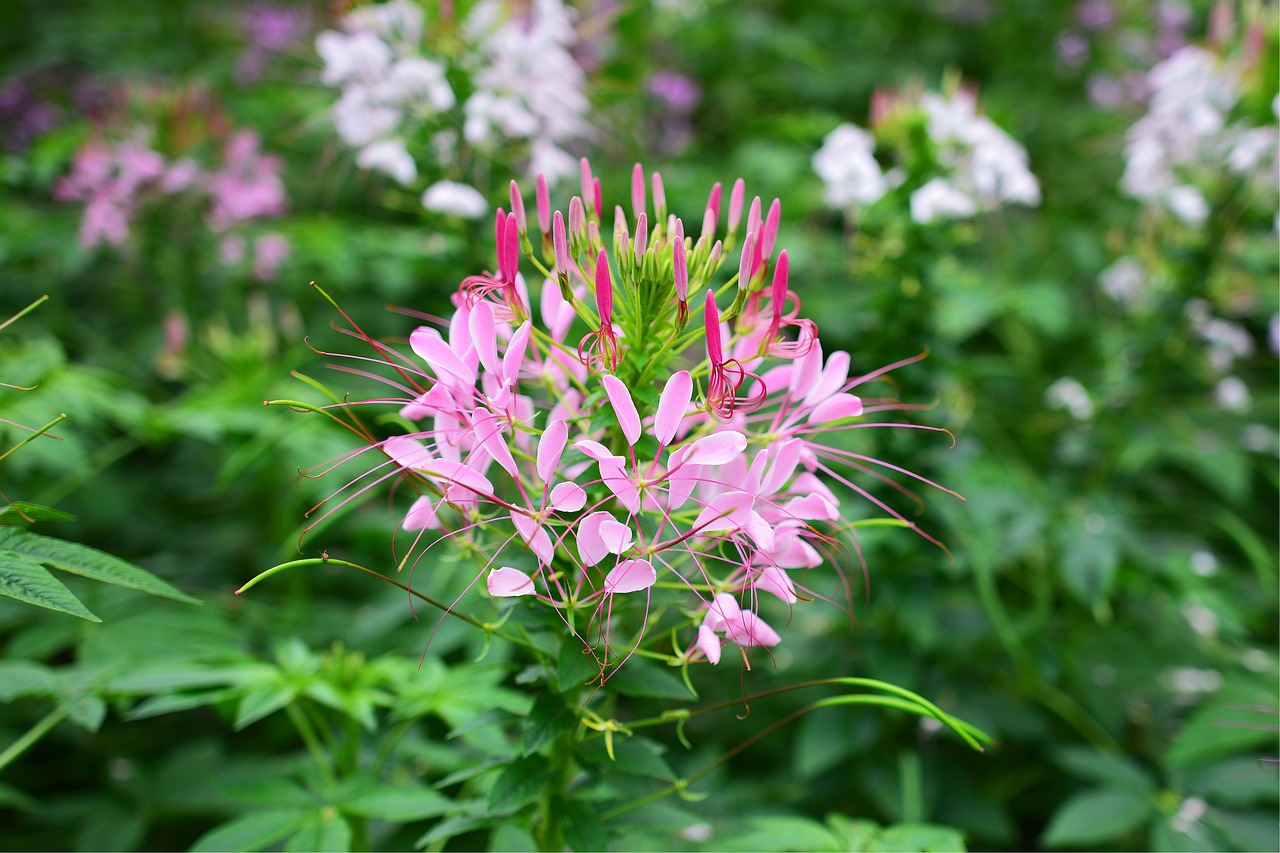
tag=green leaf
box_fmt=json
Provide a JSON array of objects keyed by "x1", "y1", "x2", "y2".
[
  {"x1": 490, "y1": 823, "x2": 538, "y2": 852},
  {"x1": 283, "y1": 812, "x2": 352, "y2": 853},
  {"x1": 0, "y1": 502, "x2": 75, "y2": 523},
  {"x1": 0, "y1": 527, "x2": 199, "y2": 605},
  {"x1": 125, "y1": 689, "x2": 241, "y2": 720},
  {"x1": 1187, "y1": 758, "x2": 1280, "y2": 807},
  {"x1": 1053, "y1": 747, "x2": 1155, "y2": 792},
  {"x1": 488, "y1": 755, "x2": 551, "y2": 813},
  {"x1": 1040, "y1": 788, "x2": 1154, "y2": 848},
  {"x1": 1202, "y1": 807, "x2": 1280, "y2": 852},
  {"x1": 108, "y1": 664, "x2": 270, "y2": 694},
  {"x1": 189, "y1": 809, "x2": 310, "y2": 852},
  {"x1": 521, "y1": 690, "x2": 575, "y2": 756},
  {"x1": 1165, "y1": 697, "x2": 1280, "y2": 770},
  {"x1": 556, "y1": 637, "x2": 599, "y2": 689},
  {"x1": 875, "y1": 823, "x2": 969, "y2": 852},
  {"x1": 234, "y1": 684, "x2": 297, "y2": 730},
  {"x1": 62, "y1": 693, "x2": 107, "y2": 731},
  {"x1": 824, "y1": 815, "x2": 881, "y2": 851},
  {"x1": 344, "y1": 784, "x2": 454, "y2": 822},
  {"x1": 580, "y1": 735, "x2": 676, "y2": 781},
  {"x1": 607, "y1": 660, "x2": 695, "y2": 701},
  {"x1": 561, "y1": 797, "x2": 609, "y2": 853},
  {"x1": 414, "y1": 809, "x2": 496, "y2": 849},
  {"x1": 0, "y1": 548, "x2": 99, "y2": 621},
  {"x1": 719, "y1": 815, "x2": 842, "y2": 852},
  {"x1": 0, "y1": 661, "x2": 58, "y2": 701}
]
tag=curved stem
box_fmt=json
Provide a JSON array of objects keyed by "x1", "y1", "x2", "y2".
[{"x1": 0, "y1": 705, "x2": 68, "y2": 774}]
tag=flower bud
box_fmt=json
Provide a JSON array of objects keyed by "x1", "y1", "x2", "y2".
[
  {"x1": 652, "y1": 171, "x2": 667, "y2": 221},
  {"x1": 760, "y1": 198, "x2": 781, "y2": 261},
  {"x1": 509, "y1": 180, "x2": 527, "y2": 235},
  {"x1": 569, "y1": 196, "x2": 586, "y2": 240},
  {"x1": 631, "y1": 162, "x2": 646, "y2": 220},
  {"x1": 579, "y1": 157, "x2": 594, "y2": 213},
  {"x1": 595, "y1": 251, "x2": 614, "y2": 325},
  {"x1": 727, "y1": 178, "x2": 745, "y2": 236},
  {"x1": 553, "y1": 210, "x2": 569, "y2": 273},
  {"x1": 535, "y1": 173, "x2": 550, "y2": 235},
  {"x1": 634, "y1": 212, "x2": 648, "y2": 262}
]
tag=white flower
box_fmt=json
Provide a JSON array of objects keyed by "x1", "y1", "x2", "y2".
[
  {"x1": 422, "y1": 181, "x2": 488, "y2": 218},
  {"x1": 383, "y1": 57, "x2": 455, "y2": 112},
  {"x1": 813, "y1": 123, "x2": 888, "y2": 208},
  {"x1": 1098, "y1": 256, "x2": 1146, "y2": 307},
  {"x1": 1214, "y1": 376, "x2": 1250, "y2": 413},
  {"x1": 343, "y1": 0, "x2": 424, "y2": 51},
  {"x1": 332, "y1": 87, "x2": 400, "y2": 147},
  {"x1": 316, "y1": 30, "x2": 393, "y2": 87},
  {"x1": 356, "y1": 137, "x2": 417, "y2": 185},
  {"x1": 910, "y1": 177, "x2": 977, "y2": 223},
  {"x1": 1164, "y1": 184, "x2": 1209, "y2": 226},
  {"x1": 1044, "y1": 377, "x2": 1096, "y2": 421}
]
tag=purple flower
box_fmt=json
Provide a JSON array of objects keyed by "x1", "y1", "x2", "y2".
[
  {"x1": 1056, "y1": 30, "x2": 1091, "y2": 68},
  {"x1": 1075, "y1": 0, "x2": 1115, "y2": 29},
  {"x1": 647, "y1": 71, "x2": 700, "y2": 113}
]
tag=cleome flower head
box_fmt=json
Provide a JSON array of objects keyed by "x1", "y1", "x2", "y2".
[{"x1": 306, "y1": 159, "x2": 959, "y2": 681}]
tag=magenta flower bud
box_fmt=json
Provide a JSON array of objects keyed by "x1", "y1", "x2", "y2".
[
  {"x1": 509, "y1": 180, "x2": 527, "y2": 234},
  {"x1": 704, "y1": 289, "x2": 723, "y2": 364},
  {"x1": 569, "y1": 196, "x2": 586, "y2": 240},
  {"x1": 536, "y1": 173, "x2": 550, "y2": 235},
  {"x1": 634, "y1": 212, "x2": 648, "y2": 262},
  {"x1": 674, "y1": 216, "x2": 685, "y2": 247},
  {"x1": 760, "y1": 198, "x2": 781, "y2": 260},
  {"x1": 673, "y1": 226, "x2": 688, "y2": 301},
  {"x1": 728, "y1": 178, "x2": 745, "y2": 234},
  {"x1": 771, "y1": 249, "x2": 789, "y2": 308},
  {"x1": 737, "y1": 231, "x2": 756, "y2": 290},
  {"x1": 494, "y1": 208, "x2": 507, "y2": 268},
  {"x1": 652, "y1": 171, "x2": 667, "y2": 220},
  {"x1": 705, "y1": 181, "x2": 722, "y2": 223},
  {"x1": 631, "y1": 162, "x2": 646, "y2": 220},
  {"x1": 587, "y1": 220, "x2": 602, "y2": 253},
  {"x1": 579, "y1": 157, "x2": 594, "y2": 212},
  {"x1": 552, "y1": 210, "x2": 569, "y2": 273},
  {"x1": 593, "y1": 178, "x2": 603, "y2": 221},
  {"x1": 595, "y1": 251, "x2": 614, "y2": 324},
  {"x1": 709, "y1": 239, "x2": 722, "y2": 267},
  {"x1": 499, "y1": 214, "x2": 519, "y2": 283},
  {"x1": 745, "y1": 196, "x2": 762, "y2": 239},
  {"x1": 700, "y1": 206, "x2": 717, "y2": 245}
]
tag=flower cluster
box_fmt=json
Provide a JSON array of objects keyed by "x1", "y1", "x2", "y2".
[
  {"x1": 1121, "y1": 44, "x2": 1278, "y2": 226},
  {"x1": 315, "y1": 0, "x2": 591, "y2": 215},
  {"x1": 813, "y1": 85, "x2": 1040, "y2": 225},
  {"x1": 318, "y1": 160, "x2": 953, "y2": 677},
  {"x1": 54, "y1": 129, "x2": 290, "y2": 279}
]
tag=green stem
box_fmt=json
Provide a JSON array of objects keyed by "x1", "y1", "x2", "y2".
[
  {"x1": 285, "y1": 702, "x2": 338, "y2": 791},
  {"x1": 898, "y1": 749, "x2": 924, "y2": 823},
  {"x1": 535, "y1": 729, "x2": 574, "y2": 852},
  {"x1": 0, "y1": 705, "x2": 69, "y2": 774},
  {"x1": 0, "y1": 413, "x2": 67, "y2": 464},
  {"x1": 0, "y1": 294, "x2": 49, "y2": 332}
]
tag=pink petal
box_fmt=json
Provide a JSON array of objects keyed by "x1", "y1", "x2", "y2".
[
  {"x1": 553, "y1": 210, "x2": 569, "y2": 274},
  {"x1": 736, "y1": 231, "x2": 756, "y2": 291},
  {"x1": 410, "y1": 327, "x2": 475, "y2": 387},
  {"x1": 471, "y1": 409, "x2": 517, "y2": 477},
  {"x1": 726, "y1": 610, "x2": 781, "y2": 647},
  {"x1": 499, "y1": 215, "x2": 519, "y2": 283},
  {"x1": 631, "y1": 162, "x2": 646, "y2": 219},
  {"x1": 604, "y1": 558, "x2": 656, "y2": 594},
  {"x1": 804, "y1": 351, "x2": 851, "y2": 408},
  {"x1": 423, "y1": 458, "x2": 494, "y2": 497},
  {"x1": 403, "y1": 495, "x2": 441, "y2": 532},
  {"x1": 503, "y1": 321, "x2": 531, "y2": 386},
  {"x1": 383, "y1": 435, "x2": 434, "y2": 471},
  {"x1": 682, "y1": 431, "x2": 747, "y2": 465},
  {"x1": 549, "y1": 481, "x2": 586, "y2": 512},
  {"x1": 598, "y1": 516, "x2": 634, "y2": 554},
  {"x1": 488, "y1": 567, "x2": 535, "y2": 597},
  {"x1": 761, "y1": 438, "x2": 804, "y2": 495},
  {"x1": 575, "y1": 439, "x2": 624, "y2": 465},
  {"x1": 696, "y1": 624, "x2": 722, "y2": 665},
  {"x1": 511, "y1": 512, "x2": 553, "y2": 565},
  {"x1": 602, "y1": 374, "x2": 642, "y2": 446},
  {"x1": 599, "y1": 459, "x2": 641, "y2": 514},
  {"x1": 727, "y1": 178, "x2": 745, "y2": 233},
  {"x1": 508, "y1": 180, "x2": 526, "y2": 233},
  {"x1": 693, "y1": 490, "x2": 755, "y2": 533},
  {"x1": 707, "y1": 592, "x2": 742, "y2": 630},
  {"x1": 655, "y1": 371, "x2": 693, "y2": 446},
  {"x1": 808, "y1": 393, "x2": 863, "y2": 424},
  {"x1": 743, "y1": 510, "x2": 775, "y2": 552},
  {"x1": 788, "y1": 337, "x2": 824, "y2": 399},
  {"x1": 468, "y1": 302, "x2": 499, "y2": 374},
  {"x1": 537, "y1": 419, "x2": 568, "y2": 483},
  {"x1": 755, "y1": 566, "x2": 797, "y2": 604},
  {"x1": 784, "y1": 493, "x2": 840, "y2": 521},
  {"x1": 576, "y1": 511, "x2": 614, "y2": 567}
]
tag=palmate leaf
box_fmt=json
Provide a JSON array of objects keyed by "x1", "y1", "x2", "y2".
[
  {"x1": 0, "y1": 548, "x2": 99, "y2": 621},
  {"x1": 0, "y1": 526, "x2": 199, "y2": 605}
]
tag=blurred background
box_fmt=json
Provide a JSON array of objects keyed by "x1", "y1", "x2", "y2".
[{"x1": 1, "y1": 0, "x2": 1276, "y2": 850}]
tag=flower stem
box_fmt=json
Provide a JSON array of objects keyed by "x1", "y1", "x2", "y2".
[{"x1": 0, "y1": 705, "x2": 68, "y2": 774}]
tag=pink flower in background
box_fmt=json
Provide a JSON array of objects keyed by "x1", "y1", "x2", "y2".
[
  {"x1": 207, "y1": 131, "x2": 288, "y2": 230},
  {"x1": 237, "y1": 3, "x2": 309, "y2": 83},
  {"x1": 253, "y1": 232, "x2": 291, "y2": 282},
  {"x1": 54, "y1": 139, "x2": 167, "y2": 248}
]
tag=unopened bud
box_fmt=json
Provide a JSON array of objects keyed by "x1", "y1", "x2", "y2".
[
  {"x1": 673, "y1": 226, "x2": 688, "y2": 302},
  {"x1": 536, "y1": 173, "x2": 551, "y2": 235},
  {"x1": 569, "y1": 196, "x2": 586, "y2": 240},
  {"x1": 705, "y1": 181, "x2": 722, "y2": 224},
  {"x1": 553, "y1": 210, "x2": 569, "y2": 273},
  {"x1": 592, "y1": 178, "x2": 603, "y2": 222},
  {"x1": 509, "y1": 180, "x2": 527, "y2": 234},
  {"x1": 579, "y1": 158, "x2": 594, "y2": 213},
  {"x1": 737, "y1": 231, "x2": 756, "y2": 291},
  {"x1": 595, "y1": 251, "x2": 614, "y2": 323},
  {"x1": 728, "y1": 179, "x2": 745, "y2": 235},
  {"x1": 634, "y1": 212, "x2": 648, "y2": 262},
  {"x1": 760, "y1": 199, "x2": 781, "y2": 261},
  {"x1": 745, "y1": 196, "x2": 762, "y2": 240},
  {"x1": 652, "y1": 171, "x2": 667, "y2": 221},
  {"x1": 631, "y1": 162, "x2": 646, "y2": 220},
  {"x1": 587, "y1": 220, "x2": 603, "y2": 253}
]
